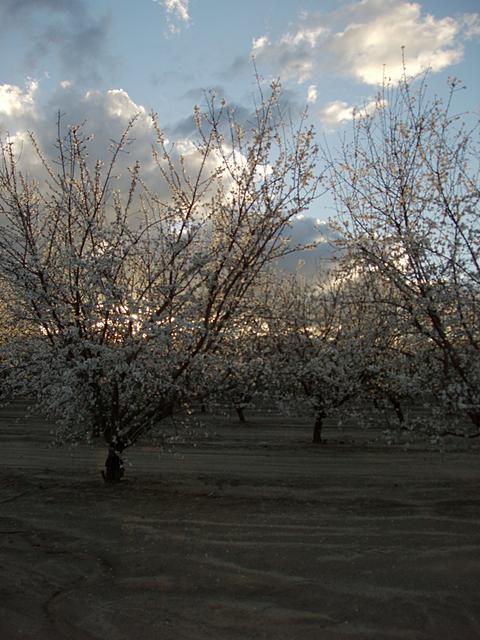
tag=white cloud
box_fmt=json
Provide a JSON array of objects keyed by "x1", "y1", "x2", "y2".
[
  {"x1": 165, "y1": 0, "x2": 190, "y2": 22},
  {"x1": 253, "y1": 26, "x2": 323, "y2": 83},
  {"x1": 0, "y1": 79, "x2": 38, "y2": 118},
  {"x1": 155, "y1": 0, "x2": 191, "y2": 33},
  {"x1": 330, "y1": 1, "x2": 464, "y2": 84},
  {"x1": 281, "y1": 25, "x2": 325, "y2": 49},
  {"x1": 307, "y1": 84, "x2": 317, "y2": 104},
  {"x1": 319, "y1": 100, "x2": 355, "y2": 127},
  {"x1": 1, "y1": 130, "x2": 42, "y2": 173},
  {"x1": 85, "y1": 88, "x2": 147, "y2": 120},
  {"x1": 252, "y1": 35, "x2": 269, "y2": 51},
  {"x1": 251, "y1": 0, "x2": 480, "y2": 86},
  {"x1": 0, "y1": 81, "x2": 156, "y2": 185},
  {"x1": 0, "y1": 80, "x2": 40, "y2": 170},
  {"x1": 319, "y1": 98, "x2": 382, "y2": 130}
]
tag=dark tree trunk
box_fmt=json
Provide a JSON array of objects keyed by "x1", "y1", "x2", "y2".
[
  {"x1": 236, "y1": 406, "x2": 246, "y2": 423},
  {"x1": 200, "y1": 403, "x2": 207, "y2": 414},
  {"x1": 388, "y1": 394, "x2": 405, "y2": 424},
  {"x1": 101, "y1": 446, "x2": 124, "y2": 483},
  {"x1": 467, "y1": 410, "x2": 480, "y2": 431},
  {"x1": 313, "y1": 411, "x2": 324, "y2": 444}
]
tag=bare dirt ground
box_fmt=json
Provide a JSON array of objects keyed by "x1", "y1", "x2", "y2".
[{"x1": 1, "y1": 400, "x2": 479, "y2": 640}]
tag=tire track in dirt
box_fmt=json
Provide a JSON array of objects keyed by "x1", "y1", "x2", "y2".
[
  {"x1": 111, "y1": 501, "x2": 480, "y2": 640},
  {"x1": 1, "y1": 402, "x2": 480, "y2": 640},
  {"x1": 0, "y1": 508, "x2": 118, "y2": 639}
]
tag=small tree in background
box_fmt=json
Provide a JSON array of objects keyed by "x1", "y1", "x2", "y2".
[
  {"x1": 258, "y1": 268, "x2": 395, "y2": 443},
  {"x1": 206, "y1": 315, "x2": 272, "y2": 423},
  {"x1": 0, "y1": 81, "x2": 319, "y2": 480}
]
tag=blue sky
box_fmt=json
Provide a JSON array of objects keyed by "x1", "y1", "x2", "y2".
[{"x1": 0, "y1": 0, "x2": 479, "y2": 239}]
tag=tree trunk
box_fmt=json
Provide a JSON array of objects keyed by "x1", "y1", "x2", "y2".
[
  {"x1": 313, "y1": 411, "x2": 324, "y2": 444},
  {"x1": 236, "y1": 406, "x2": 246, "y2": 423},
  {"x1": 467, "y1": 410, "x2": 480, "y2": 431},
  {"x1": 388, "y1": 394, "x2": 405, "y2": 425},
  {"x1": 101, "y1": 446, "x2": 124, "y2": 483}
]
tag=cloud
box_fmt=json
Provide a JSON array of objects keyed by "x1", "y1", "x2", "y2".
[
  {"x1": 0, "y1": 80, "x2": 154, "y2": 184},
  {"x1": 307, "y1": 85, "x2": 317, "y2": 104},
  {"x1": 0, "y1": 79, "x2": 38, "y2": 119},
  {"x1": 0, "y1": 78, "x2": 331, "y2": 276},
  {"x1": 463, "y1": 13, "x2": 480, "y2": 38},
  {"x1": 0, "y1": 0, "x2": 112, "y2": 84},
  {"x1": 252, "y1": 35, "x2": 269, "y2": 51},
  {"x1": 180, "y1": 85, "x2": 225, "y2": 102},
  {"x1": 83, "y1": 88, "x2": 147, "y2": 122},
  {"x1": 251, "y1": 26, "x2": 325, "y2": 83},
  {"x1": 318, "y1": 98, "x2": 380, "y2": 129},
  {"x1": 278, "y1": 218, "x2": 341, "y2": 277},
  {"x1": 172, "y1": 98, "x2": 251, "y2": 138},
  {"x1": 0, "y1": 80, "x2": 41, "y2": 172},
  {"x1": 319, "y1": 100, "x2": 355, "y2": 127},
  {"x1": 0, "y1": 80, "x2": 242, "y2": 205},
  {"x1": 170, "y1": 85, "x2": 302, "y2": 140},
  {"x1": 249, "y1": 0, "x2": 479, "y2": 86},
  {"x1": 329, "y1": 1, "x2": 465, "y2": 84},
  {"x1": 154, "y1": 0, "x2": 191, "y2": 33}
]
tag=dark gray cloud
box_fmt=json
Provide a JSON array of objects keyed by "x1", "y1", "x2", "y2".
[
  {"x1": 221, "y1": 55, "x2": 251, "y2": 79},
  {"x1": 278, "y1": 218, "x2": 342, "y2": 278},
  {"x1": 169, "y1": 85, "x2": 304, "y2": 139},
  {"x1": 180, "y1": 85, "x2": 225, "y2": 102},
  {"x1": 171, "y1": 100, "x2": 251, "y2": 138},
  {"x1": 0, "y1": 0, "x2": 85, "y2": 21},
  {"x1": 0, "y1": 0, "x2": 113, "y2": 85}
]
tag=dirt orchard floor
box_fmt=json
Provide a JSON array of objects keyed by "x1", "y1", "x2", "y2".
[{"x1": 0, "y1": 400, "x2": 479, "y2": 640}]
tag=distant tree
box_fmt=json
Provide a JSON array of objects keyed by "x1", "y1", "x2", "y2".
[
  {"x1": 337, "y1": 264, "x2": 432, "y2": 431},
  {"x1": 0, "y1": 81, "x2": 319, "y2": 480},
  {"x1": 260, "y1": 268, "x2": 395, "y2": 443},
  {"x1": 0, "y1": 281, "x2": 34, "y2": 402},
  {"x1": 325, "y1": 70, "x2": 480, "y2": 437},
  {"x1": 206, "y1": 316, "x2": 272, "y2": 423}
]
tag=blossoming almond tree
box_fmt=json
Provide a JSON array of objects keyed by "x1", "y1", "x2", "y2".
[
  {"x1": 204, "y1": 315, "x2": 273, "y2": 423},
  {"x1": 259, "y1": 268, "x2": 395, "y2": 443},
  {"x1": 325, "y1": 70, "x2": 480, "y2": 437},
  {"x1": 0, "y1": 82, "x2": 319, "y2": 480}
]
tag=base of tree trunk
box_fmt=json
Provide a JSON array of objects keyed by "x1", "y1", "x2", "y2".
[
  {"x1": 236, "y1": 407, "x2": 246, "y2": 423},
  {"x1": 388, "y1": 394, "x2": 405, "y2": 424},
  {"x1": 101, "y1": 447, "x2": 124, "y2": 483},
  {"x1": 312, "y1": 413, "x2": 324, "y2": 444}
]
